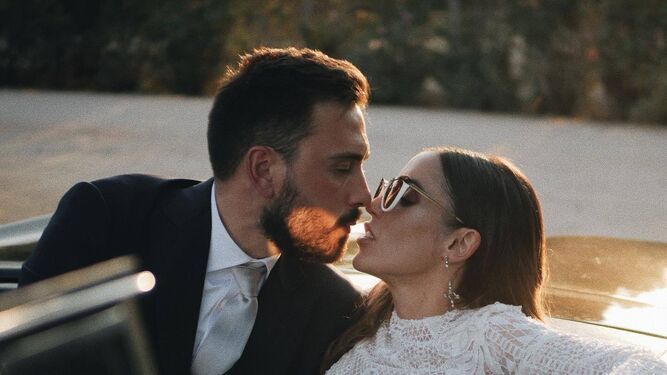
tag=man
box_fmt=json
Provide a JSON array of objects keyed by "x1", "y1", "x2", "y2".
[{"x1": 19, "y1": 47, "x2": 372, "y2": 374}]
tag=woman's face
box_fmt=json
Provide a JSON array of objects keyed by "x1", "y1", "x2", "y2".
[{"x1": 353, "y1": 151, "x2": 454, "y2": 282}]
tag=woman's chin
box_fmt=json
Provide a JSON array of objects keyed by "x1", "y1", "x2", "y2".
[
  {"x1": 355, "y1": 235, "x2": 373, "y2": 249},
  {"x1": 351, "y1": 252, "x2": 367, "y2": 273},
  {"x1": 352, "y1": 251, "x2": 376, "y2": 276},
  {"x1": 354, "y1": 236, "x2": 386, "y2": 275}
]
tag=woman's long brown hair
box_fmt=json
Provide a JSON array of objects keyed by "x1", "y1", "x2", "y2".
[{"x1": 321, "y1": 147, "x2": 547, "y2": 372}]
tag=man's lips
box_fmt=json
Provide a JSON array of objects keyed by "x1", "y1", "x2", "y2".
[{"x1": 337, "y1": 208, "x2": 362, "y2": 229}]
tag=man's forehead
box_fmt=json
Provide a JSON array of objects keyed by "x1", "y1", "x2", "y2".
[
  {"x1": 326, "y1": 125, "x2": 370, "y2": 162},
  {"x1": 305, "y1": 102, "x2": 370, "y2": 158},
  {"x1": 310, "y1": 101, "x2": 365, "y2": 124},
  {"x1": 328, "y1": 148, "x2": 370, "y2": 162}
]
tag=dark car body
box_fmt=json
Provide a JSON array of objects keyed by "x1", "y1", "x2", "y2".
[{"x1": 1, "y1": 216, "x2": 666, "y2": 361}]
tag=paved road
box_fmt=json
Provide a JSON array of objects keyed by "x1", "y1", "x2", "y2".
[{"x1": 1, "y1": 89, "x2": 666, "y2": 242}]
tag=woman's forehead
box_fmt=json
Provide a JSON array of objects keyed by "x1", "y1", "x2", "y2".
[
  {"x1": 400, "y1": 152, "x2": 444, "y2": 188},
  {"x1": 401, "y1": 151, "x2": 439, "y2": 176}
]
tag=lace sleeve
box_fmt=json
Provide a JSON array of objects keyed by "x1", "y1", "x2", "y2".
[{"x1": 482, "y1": 304, "x2": 667, "y2": 374}]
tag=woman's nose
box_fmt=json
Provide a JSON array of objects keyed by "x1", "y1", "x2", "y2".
[{"x1": 365, "y1": 193, "x2": 382, "y2": 218}]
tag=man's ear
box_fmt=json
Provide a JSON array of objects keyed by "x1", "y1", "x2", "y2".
[
  {"x1": 244, "y1": 146, "x2": 285, "y2": 198},
  {"x1": 444, "y1": 228, "x2": 481, "y2": 262}
]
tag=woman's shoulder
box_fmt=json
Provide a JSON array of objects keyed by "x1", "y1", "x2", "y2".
[
  {"x1": 470, "y1": 301, "x2": 523, "y2": 315},
  {"x1": 465, "y1": 302, "x2": 535, "y2": 327},
  {"x1": 471, "y1": 303, "x2": 667, "y2": 373},
  {"x1": 465, "y1": 303, "x2": 553, "y2": 355}
]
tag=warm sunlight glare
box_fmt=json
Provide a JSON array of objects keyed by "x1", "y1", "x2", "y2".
[{"x1": 602, "y1": 268, "x2": 667, "y2": 336}]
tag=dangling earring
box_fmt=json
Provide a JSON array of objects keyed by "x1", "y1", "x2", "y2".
[{"x1": 444, "y1": 255, "x2": 460, "y2": 310}]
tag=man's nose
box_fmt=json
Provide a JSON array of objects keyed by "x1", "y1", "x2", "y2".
[{"x1": 349, "y1": 170, "x2": 372, "y2": 208}]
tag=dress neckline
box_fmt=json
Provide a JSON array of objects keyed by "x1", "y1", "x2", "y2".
[{"x1": 389, "y1": 308, "x2": 462, "y2": 324}]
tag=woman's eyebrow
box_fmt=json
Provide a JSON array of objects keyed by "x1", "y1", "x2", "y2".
[{"x1": 399, "y1": 175, "x2": 426, "y2": 190}]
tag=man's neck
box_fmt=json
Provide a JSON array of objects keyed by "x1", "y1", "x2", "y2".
[{"x1": 214, "y1": 180, "x2": 279, "y2": 259}]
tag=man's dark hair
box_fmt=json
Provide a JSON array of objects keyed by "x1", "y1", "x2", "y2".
[{"x1": 207, "y1": 47, "x2": 370, "y2": 181}]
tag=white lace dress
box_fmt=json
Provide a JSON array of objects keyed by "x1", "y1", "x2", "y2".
[{"x1": 326, "y1": 302, "x2": 667, "y2": 374}]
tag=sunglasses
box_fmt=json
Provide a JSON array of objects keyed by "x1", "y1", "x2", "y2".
[{"x1": 374, "y1": 176, "x2": 465, "y2": 225}]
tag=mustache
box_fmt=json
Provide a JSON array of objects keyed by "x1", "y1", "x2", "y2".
[{"x1": 336, "y1": 208, "x2": 361, "y2": 227}]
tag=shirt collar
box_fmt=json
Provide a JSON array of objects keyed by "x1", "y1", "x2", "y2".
[{"x1": 209, "y1": 183, "x2": 279, "y2": 274}]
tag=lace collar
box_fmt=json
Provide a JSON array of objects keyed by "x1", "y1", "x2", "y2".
[
  {"x1": 386, "y1": 308, "x2": 466, "y2": 344},
  {"x1": 386, "y1": 303, "x2": 524, "y2": 343}
]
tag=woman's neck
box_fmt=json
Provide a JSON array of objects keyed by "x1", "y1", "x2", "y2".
[{"x1": 386, "y1": 276, "x2": 450, "y2": 320}]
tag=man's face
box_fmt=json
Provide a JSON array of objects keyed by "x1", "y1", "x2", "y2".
[{"x1": 261, "y1": 101, "x2": 371, "y2": 262}]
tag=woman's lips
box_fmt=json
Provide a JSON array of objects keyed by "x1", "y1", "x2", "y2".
[{"x1": 361, "y1": 223, "x2": 375, "y2": 240}]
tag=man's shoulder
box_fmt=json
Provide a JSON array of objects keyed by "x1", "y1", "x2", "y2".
[
  {"x1": 90, "y1": 174, "x2": 201, "y2": 195},
  {"x1": 57, "y1": 174, "x2": 210, "y2": 230},
  {"x1": 78, "y1": 174, "x2": 202, "y2": 208},
  {"x1": 297, "y1": 260, "x2": 362, "y2": 301}
]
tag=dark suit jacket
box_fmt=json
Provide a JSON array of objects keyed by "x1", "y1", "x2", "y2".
[{"x1": 20, "y1": 174, "x2": 362, "y2": 375}]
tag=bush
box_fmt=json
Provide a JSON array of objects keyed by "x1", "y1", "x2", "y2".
[{"x1": 1, "y1": 0, "x2": 665, "y2": 124}]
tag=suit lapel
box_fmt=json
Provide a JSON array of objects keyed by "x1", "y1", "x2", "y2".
[
  {"x1": 140, "y1": 177, "x2": 322, "y2": 374},
  {"x1": 228, "y1": 254, "x2": 319, "y2": 374},
  {"x1": 144, "y1": 179, "x2": 213, "y2": 373}
]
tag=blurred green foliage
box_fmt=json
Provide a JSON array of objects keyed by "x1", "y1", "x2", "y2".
[{"x1": 1, "y1": 0, "x2": 665, "y2": 124}]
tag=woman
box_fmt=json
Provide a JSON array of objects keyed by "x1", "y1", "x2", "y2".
[{"x1": 324, "y1": 147, "x2": 666, "y2": 374}]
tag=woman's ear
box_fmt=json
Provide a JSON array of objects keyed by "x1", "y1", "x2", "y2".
[
  {"x1": 245, "y1": 146, "x2": 285, "y2": 198},
  {"x1": 445, "y1": 228, "x2": 481, "y2": 262}
]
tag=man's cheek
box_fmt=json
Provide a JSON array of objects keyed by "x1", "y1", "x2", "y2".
[{"x1": 286, "y1": 207, "x2": 347, "y2": 262}]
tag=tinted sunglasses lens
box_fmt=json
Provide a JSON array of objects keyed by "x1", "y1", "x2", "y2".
[
  {"x1": 374, "y1": 180, "x2": 385, "y2": 199},
  {"x1": 383, "y1": 178, "x2": 404, "y2": 209}
]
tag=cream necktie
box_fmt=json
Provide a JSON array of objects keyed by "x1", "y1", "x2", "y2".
[{"x1": 192, "y1": 261, "x2": 266, "y2": 375}]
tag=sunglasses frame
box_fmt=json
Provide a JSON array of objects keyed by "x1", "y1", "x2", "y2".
[{"x1": 375, "y1": 176, "x2": 465, "y2": 225}]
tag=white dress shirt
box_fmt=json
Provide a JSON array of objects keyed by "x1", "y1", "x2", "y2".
[{"x1": 192, "y1": 184, "x2": 279, "y2": 357}]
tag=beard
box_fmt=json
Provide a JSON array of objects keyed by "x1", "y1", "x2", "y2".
[{"x1": 260, "y1": 178, "x2": 360, "y2": 263}]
